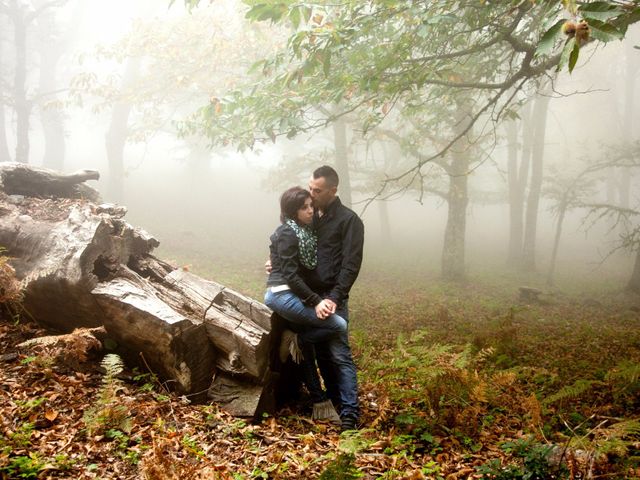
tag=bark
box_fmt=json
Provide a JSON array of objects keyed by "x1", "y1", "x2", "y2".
[
  {"x1": 11, "y1": 0, "x2": 31, "y2": 163},
  {"x1": 506, "y1": 119, "x2": 523, "y2": 266},
  {"x1": 546, "y1": 201, "x2": 567, "y2": 286},
  {"x1": 619, "y1": 43, "x2": 637, "y2": 210},
  {"x1": 378, "y1": 200, "x2": 392, "y2": 246},
  {"x1": 105, "y1": 58, "x2": 140, "y2": 203},
  {"x1": 522, "y1": 94, "x2": 551, "y2": 271},
  {"x1": 332, "y1": 115, "x2": 352, "y2": 208},
  {"x1": 627, "y1": 248, "x2": 640, "y2": 294},
  {"x1": 441, "y1": 106, "x2": 471, "y2": 280},
  {"x1": 0, "y1": 104, "x2": 10, "y2": 163},
  {"x1": 441, "y1": 156, "x2": 469, "y2": 280},
  {"x1": 623, "y1": 38, "x2": 639, "y2": 290},
  {"x1": 0, "y1": 44, "x2": 11, "y2": 162},
  {"x1": 518, "y1": 102, "x2": 533, "y2": 203},
  {"x1": 38, "y1": 17, "x2": 65, "y2": 170},
  {"x1": 0, "y1": 164, "x2": 279, "y2": 417}
]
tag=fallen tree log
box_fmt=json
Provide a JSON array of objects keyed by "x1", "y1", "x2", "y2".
[{"x1": 0, "y1": 163, "x2": 280, "y2": 417}]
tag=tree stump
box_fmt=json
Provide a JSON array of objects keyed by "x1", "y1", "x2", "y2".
[
  {"x1": 0, "y1": 163, "x2": 280, "y2": 418},
  {"x1": 518, "y1": 286, "x2": 542, "y2": 303}
]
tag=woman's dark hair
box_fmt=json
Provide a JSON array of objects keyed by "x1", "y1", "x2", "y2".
[{"x1": 280, "y1": 186, "x2": 311, "y2": 223}]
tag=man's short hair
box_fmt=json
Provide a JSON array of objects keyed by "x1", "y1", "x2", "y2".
[{"x1": 313, "y1": 165, "x2": 339, "y2": 188}]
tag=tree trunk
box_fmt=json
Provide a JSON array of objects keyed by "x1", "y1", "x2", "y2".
[
  {"x1": 441, "y1": 157, "x2": 469, "y2": 280},
  {"x1": 546, "y1": 201, "x2": 567, "y2": 286},
  {"x1": 378, "y1": 200, "x2": 392, "y2": 246},
  {"x1": 0, "y1": 104, "x2": 10, "y2": 163},
  {"x1": 12, "y1": 1, "x2": 31, "y2": 163},
  {"x1": 0, "y1": 163, "x2": 281, "y2": 417},
  {"x1": 332, "y1": 115, "x2": 352, "y2": 208},
  {"x1": 627, "y1": 248, "x2": 640, "y2": 293},
  {"x1": 522, "y1": 94, "x2": 551, "y2": 271},
  {"x1": 38, "y1": 16, "x2": 65, "y2": 170},
  {"x1": 506, "y1": 119, "x2": 523, "y2": 266},
  {"x1": 0, "y1": 43, "x2": 11, "y2": 162},
  {"x1": 619, "y1": 43, "x2": 637, "y2": 210},
  {"x1": 441, "y1": 105, "x2": 471, "y2": 280},
  {"x1": 105, "y1": 58, "x2": 141, "y2": 203}
]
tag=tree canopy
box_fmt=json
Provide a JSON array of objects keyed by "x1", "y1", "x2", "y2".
[{"x1": 180, "y1": 0, "x2": 640, "y2": 177}]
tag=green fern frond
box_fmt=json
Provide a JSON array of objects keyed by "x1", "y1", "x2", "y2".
[
  {"x1": 606, "y1": 361, "x2": 640, "y2": 387},
  {"x1": 606, "y1": 419, "x2": 640, "y2": 438},
  {"x1": 99, "y1": 354, "x2": 125, "y2": 401},
  {"x1": 543, "y1": 379, "x2": 597, "y2": 406},
  {"x1": 83, "y1": 354, "x2": 130, "y2": 435},
  {"x1": 591, "y1": 419, "x2": 640, "y2": 457},
  {"x1": 101, "y1": 353, "x2": 124, "y2": 382}
]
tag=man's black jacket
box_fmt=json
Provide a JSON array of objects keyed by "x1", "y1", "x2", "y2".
[{"x1": 301, "y1": 197, "x2": 364, "y2": 307}]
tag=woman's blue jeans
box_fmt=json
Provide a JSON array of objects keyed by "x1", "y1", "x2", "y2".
[
  {"x1": 315, "y1": 299, "x2": 359, "y2": 420},
  {"x1": 264, "y1": 288, "x2": 354, "y2": 407}
]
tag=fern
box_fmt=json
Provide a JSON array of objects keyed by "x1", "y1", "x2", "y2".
[
  {"x1": 83, "y1": 354, "x2": 130, "y2": 435},
  {"x1": 0, "y1": 247, "x2": 22, "y2": 305},
  {"x1": 542, "y1": 379, "x2": 597, "y2": 406},
  {"x1": 606, "y1": 361, "x2": 640, "y2": 389},
  {"x1": 101, "y1": 354, "x2": 124, "y2": 389},
  {"x1": 318, "y1": 453, "x2": 362, "y2": 480},
  {"x1": 568, "y1": 419, "x2": 640, "y2": 461}
]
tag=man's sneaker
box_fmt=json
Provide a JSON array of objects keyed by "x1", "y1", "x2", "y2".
[{"x1": 340, "y1": 415, "x2": 358, "y2": 431}]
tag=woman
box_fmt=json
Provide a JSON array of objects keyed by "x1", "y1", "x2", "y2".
[{"x1": 264, "y1": 186, "x2": 346, "y2": 425}]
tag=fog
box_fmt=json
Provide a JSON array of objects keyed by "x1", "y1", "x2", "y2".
[{"x1": 1, "y1": 0, "x2": 638, "y2": 295}]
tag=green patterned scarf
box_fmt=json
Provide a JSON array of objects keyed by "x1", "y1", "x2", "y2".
[{"x1": 285, "y1": 219, "x2": 317, "y2": 270}]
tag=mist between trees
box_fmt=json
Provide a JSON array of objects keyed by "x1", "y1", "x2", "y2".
[{"x1": 0, "y1": 0, "x2": 639, "y2": 295}]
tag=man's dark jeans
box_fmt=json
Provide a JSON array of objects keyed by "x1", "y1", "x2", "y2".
[{"x1": 316, "y1": 299, "x2": 359, "y2": 420}]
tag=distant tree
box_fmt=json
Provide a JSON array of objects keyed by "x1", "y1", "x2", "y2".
[
  {"x1": 373, "y1": 89, "x2": 488, "y2": 280},
  {"x1": 71, "y1": 0, "x2": 283, "y2": 202},
  {"x1": 0, "y1": 0, "x2": 70, "y2": 164},
  {"x1": 545, "y1": 144, "x2": 640, "y2": 289},
  {"x1": 521, "y1": 90, "x2": 552, "y2": 272},
  {"x1": 0, "y1": 32, "x2": 11, "y2": 162},
  {"x1": 544, "y1": 162, "x2": 599, "y2": 286}
]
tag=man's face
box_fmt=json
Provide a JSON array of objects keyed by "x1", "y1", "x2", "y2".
[{"x1": 308, "y1": 176, "x2": 336, "y2": 211}]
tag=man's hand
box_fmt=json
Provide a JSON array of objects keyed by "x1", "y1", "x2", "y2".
[
  {"x1": 264, "y1": 258, "x2": 272, "y2": 275},
  {"x1": 315, "y1": 299, "x2": 333, "y2": 319},
  {"x1": 324, "y1": 299, "x2": 337, "y2": 314}
]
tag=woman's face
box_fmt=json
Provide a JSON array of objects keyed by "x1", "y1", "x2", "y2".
[{"x1": 297, "y1": 197, "x2": 314, "y2": 225}]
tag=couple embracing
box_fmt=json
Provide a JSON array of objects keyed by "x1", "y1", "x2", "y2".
[{"x1": 264, "y1": 165, "x2": 364, "y2": 431}]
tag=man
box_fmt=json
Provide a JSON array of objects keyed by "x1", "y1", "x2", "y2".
[{"x1": 303, "y1": 165, "x2": 364, "y2": 431}]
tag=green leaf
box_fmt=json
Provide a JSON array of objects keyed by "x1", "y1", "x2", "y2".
[
  {"x1": 588, "y1": 19, "x2": 625, "y2": 42},
  {"x1": 568, "y1": 41, "x2": 580, "y2": 73},
  {"x1": 557, "y1": 37, "x2": 576, "y2": 72},
  {"x1": 245, "y1": 3, "x2": 288, "y2": 24},
  {"x1": 578, "y1": 2, "x2": 618, "y2": 13},
  {"x1": 424, "y1": 14, "x2": 457, "y2": 25},
  {"x1": 536, "y1": 19, "x2": 566, "y2": 57},
  {"x1": 323, "y1": 50, "x2": 332, "y2": 77},
  {"x1": 580, "y1": 9, "x2": 623, "y2": 22},
  {"x1": 290, "y1": 6, "x2": 301, "y2": 29}
]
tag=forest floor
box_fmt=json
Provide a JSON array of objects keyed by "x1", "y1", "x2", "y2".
[{"x1": 1, "y1": 258, "x2": 640, "y2": 479}]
